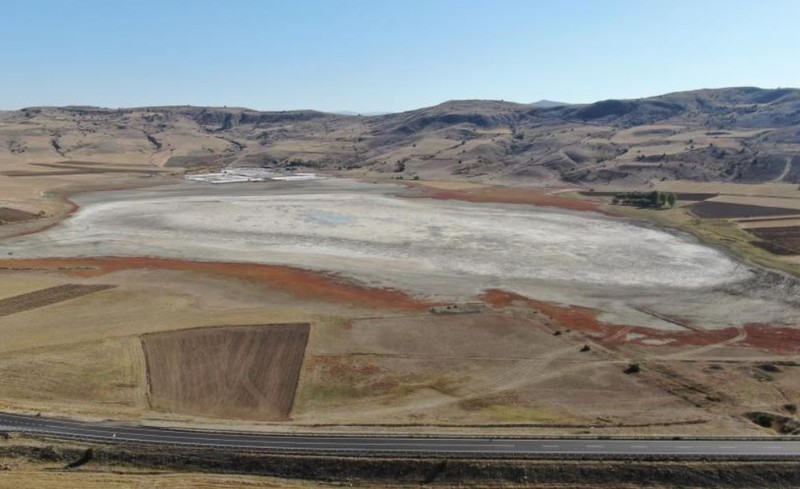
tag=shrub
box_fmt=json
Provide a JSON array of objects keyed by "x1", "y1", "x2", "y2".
[{"x1": 624, "y1": 362, "x2": 641, "y2": 374}]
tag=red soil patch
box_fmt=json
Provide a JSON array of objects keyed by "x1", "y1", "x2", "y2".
[
  {"x1": 402, "y1": 183, "x2": 609, "y2": 214},
  {"x1": 0, "y1": 257, "x2": 433, "y2": 311},
  {"x1": 481, "y1": 289, "x2": 607, "y2": 334},
  {"x1": 740, "y1": 325, "x2": 800, "y2": 354},
  {"x1": 480, "y1": 289, "x2": 798, "y2": 354}
]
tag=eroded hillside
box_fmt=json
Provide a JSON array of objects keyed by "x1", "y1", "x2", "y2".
[{"x1": 1, "y1": 87, "x2": 799, "y2": 185}]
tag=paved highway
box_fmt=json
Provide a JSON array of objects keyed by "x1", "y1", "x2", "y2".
[{"x1": 1, "y1": 412, "x2": 799, "y2": 457}]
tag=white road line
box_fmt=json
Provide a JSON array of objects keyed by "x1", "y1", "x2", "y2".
[
  {"x1": 10, "y1": 425, "x2": 518, "y2": 449},
  {"x1": 5, "y1": 414, "x2": 800, "y2": 457}
]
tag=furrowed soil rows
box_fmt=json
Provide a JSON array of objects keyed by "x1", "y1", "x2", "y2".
[
  {"x1": 748, "y1": 226, "x2": 800, "y2": 254},
  {"x1": 142, "y1": 323, "x2": 311, "y2": 421},
  {"x1": 0, "y1": 207, "x2": 38, "y2": 224},
  {"x1": 689, "y1": 201, "x2": 800, "y2": 219},
  {"x1": 0, "y1": 284, "x2": 115, "y2": 317}
]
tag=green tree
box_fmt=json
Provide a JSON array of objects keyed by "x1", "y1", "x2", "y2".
[{"x1": 650, "y1": 190, "x2": 661, "y2": 207}]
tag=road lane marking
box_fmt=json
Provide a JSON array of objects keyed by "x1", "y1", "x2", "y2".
[
  {"x1": 5, "y1": 414, "x2": 800, "y2": 456},
  {"x1": 8, "y1": 425, "x2": 518, "y2": 449}
]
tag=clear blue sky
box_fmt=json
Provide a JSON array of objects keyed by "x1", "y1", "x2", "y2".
[{"x1": 1, "y1": 0, "x2": 798, "y2": 112}]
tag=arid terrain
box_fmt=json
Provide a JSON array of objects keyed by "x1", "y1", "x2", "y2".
[
  {"x1": 1, "y1": 88, "x2": 800, "y2": 197},
  {"x1": 1, "y1": 88, "x2": 800, "y2": 446},
  {"x1": 144, "y1": 324, "x2": 310, "y2": 421}
]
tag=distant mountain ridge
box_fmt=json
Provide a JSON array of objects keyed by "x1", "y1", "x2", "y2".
[
  {"x1": 2, "y1": 87, "x2": 799, "y2": 185},
  {"x1": 334, "y1": 110, "x2": 392, "y2": 116},
  {"x1": 529, "y1": 99, "x2": 570, "y2": 108}
]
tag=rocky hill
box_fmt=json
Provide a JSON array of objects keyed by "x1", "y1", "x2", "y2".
[{"x1": 1, "y1": 87, "x2": 799, "y2": 185}]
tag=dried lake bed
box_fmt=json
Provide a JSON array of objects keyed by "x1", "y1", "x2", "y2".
[{"x1": 3, "y1": 178, "x2": 798, "y2": 330}]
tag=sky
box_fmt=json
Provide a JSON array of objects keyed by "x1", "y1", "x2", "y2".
[{"x1": 1, "y1": 0, "x2": 798, "y2": 112}]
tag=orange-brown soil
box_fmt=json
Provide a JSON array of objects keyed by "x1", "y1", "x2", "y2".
[
  {"x1": 0, "y1": 257, "x2": 434, "y2": 311},
  {"x1": 481, "y1": 289, "x2": 800, "y2": 355},
  {"x1": 403, "y1": 183, "x2": 608, "y2": 214}
]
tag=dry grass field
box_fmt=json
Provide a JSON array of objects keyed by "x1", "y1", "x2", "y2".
[
  {"x1": 0, "y1": 258, "x2": 791, "y2": 435},
  {"x1": 0, "y1": 265, "x2": 355, "y2": 422},
  {"x1": 143, "y1": 324, "x2": 311, "y2": 421},
  {"x1": 0, "y1": 458, "x2": 367, "y2": 489},
  {"x1": 0, "y1": 118, "x2": 798, "y2": 435},
  {"x1": 295, "y1": 310, "x2": 730, "y2": 433},
  {"x1": 0, "y1": 337, "x2": 147, "y2": 418}
]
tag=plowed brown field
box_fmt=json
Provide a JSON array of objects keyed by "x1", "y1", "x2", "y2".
[
  {"x1": 142, "y1": 324, "x2": 311, "y2": 421},
  {"x1": 749, "y1": 226, "x2": 800, "y2": 254},
  {"x1": 0, "y1": 284, "x2": 115, "y2": 317}
]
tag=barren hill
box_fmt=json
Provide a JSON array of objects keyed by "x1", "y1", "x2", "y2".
[{"x1": 2, "y1": 87, "x2": 799, "y2": 185}]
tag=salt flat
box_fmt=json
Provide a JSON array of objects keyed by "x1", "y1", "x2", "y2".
[{"x1": 3, "y1": 179, "x2": 798, "y2": 329}]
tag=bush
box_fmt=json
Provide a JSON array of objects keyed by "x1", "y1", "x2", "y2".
[{"x1": 624, "y1": 363, "x2": 641, "y2": 374}]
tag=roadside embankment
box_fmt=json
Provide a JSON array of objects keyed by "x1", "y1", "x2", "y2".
[{"x1": 2, "y1": 439, "x2": 800, "y2": 488}]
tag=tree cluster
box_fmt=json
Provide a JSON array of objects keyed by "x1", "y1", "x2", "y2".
[{"x1": 612, "y1": 190, "x2": 676, "y2": 208}]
